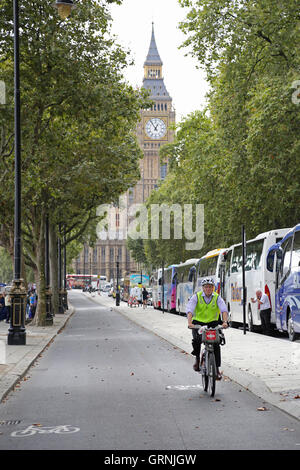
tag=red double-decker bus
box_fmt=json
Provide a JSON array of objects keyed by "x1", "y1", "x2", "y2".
[{"x1": 66, "y1": 274, "x2": 99, "y2": 289}]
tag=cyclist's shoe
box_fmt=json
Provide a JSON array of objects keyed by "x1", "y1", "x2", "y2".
[
  {"x1": 216, "y1": 369, "x2": 222, "y2": 381},
  {"x1": 193, "y1": 358, "x2": 200, "y2": 371}
]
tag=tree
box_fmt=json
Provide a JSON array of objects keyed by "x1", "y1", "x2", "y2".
[
  {"x1": 0, "y1": 247, "x2": 13, "y2": 284},
  {"x1": 139, "y1": 0, "x2": 300, "y2": 265},
  {"x1": 0, "y1": 0, "x2": 150, "y2": 324},
  {"x1": 177, "y1": 0, "x2": 300, "y2": 241}
]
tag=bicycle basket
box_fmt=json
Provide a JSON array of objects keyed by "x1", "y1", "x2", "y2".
[{"x1": 202, "y1": 328, "x2": 219, "y2": 344}]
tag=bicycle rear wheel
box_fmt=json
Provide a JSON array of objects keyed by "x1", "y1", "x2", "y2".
[{"x1": 207, "y1": 352, "x2": 217, "y2": 397}]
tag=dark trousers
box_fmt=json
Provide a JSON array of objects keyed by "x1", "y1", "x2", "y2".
[
  {"x1": 191, "y1": 320, "x2": 221, "y2": 367},
  {"x1": 260, "y1": 308, "x2": 272, "y2": 335},
  {"x1": 6, "y1": 306, "x2": 11, "y2": 323},
  {"x1": 0, "y1": 307, "x2": 6, "y2": 321}
]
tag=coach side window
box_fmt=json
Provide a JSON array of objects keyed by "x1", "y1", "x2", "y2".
[
  {"x1": 279, "y1": 237, "x2": 292, "y2": 282},
  {"x1": 224, "y1": 250, "x2": 232, "y2": 276},
  {"x1": 291, "y1": 231, "x2": 300, "y2": 269},
  {"x1": 231, "y1": 246, "x2": 242, "y2": 273}
]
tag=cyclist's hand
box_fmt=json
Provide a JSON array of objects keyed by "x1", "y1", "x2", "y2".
[
  {"x1": 222, "y1": 322, "x2": 229, "y2": 329},
  {"x1": 187, "y1": 313, "x2": 193, "y2": 329}
]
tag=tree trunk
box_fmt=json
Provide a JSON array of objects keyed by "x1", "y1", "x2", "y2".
[
  {"x1": 21, "y1": 245, "x2": 28, "y2": 291},
  {"x1": 32, "y1": 212, "x2": 47, "y2": 326},
  {"x1": 49, "y1": 221, "x2": 59, "y2": 316}
]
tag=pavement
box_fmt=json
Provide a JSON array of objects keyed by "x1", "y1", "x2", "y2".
[
  {"x1": 0, "y1": 307, "x2": 75, "y2": 403},
  {"x1": 0, "y1": 290, "x2": 300, "y2": 422}
]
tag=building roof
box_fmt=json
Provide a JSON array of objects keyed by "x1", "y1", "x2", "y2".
[
  {"x1": 142, "y1": 24, "x2": 172, "y2": 101},
  {"x1": 142, "y1": 78, "x2": 171, "y2": 101},
  {"x1": 144, "y1": 23, "x2": 163, "y2": 66}
]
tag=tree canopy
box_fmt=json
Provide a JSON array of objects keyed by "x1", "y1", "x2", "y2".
[
  {"x1": 0, "y1": 0, "x2": 150, "y2": 323},
  {"x1": 134, "y1": 0, "x2": 300, "y2": 269}
]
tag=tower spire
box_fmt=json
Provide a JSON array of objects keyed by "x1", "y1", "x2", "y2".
[
  {"x1": 144, "y1": 22, "x2": 162, "y2": 66},
  {"x1": 142, "y1": 23, "x2": 171, "y2": 100}
]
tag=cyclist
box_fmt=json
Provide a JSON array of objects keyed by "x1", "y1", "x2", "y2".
[{"x1": 187, "y1": 277, "x2": 229, "y2": 380}]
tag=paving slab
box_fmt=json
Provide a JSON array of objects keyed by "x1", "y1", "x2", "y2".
[{"x1": 0, "y1": 308, "x2": 74, "y2": 402}]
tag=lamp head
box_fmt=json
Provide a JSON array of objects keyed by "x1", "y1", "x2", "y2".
[{"x1": 53, "y1": 1, "x2": 76, "y2": 20}]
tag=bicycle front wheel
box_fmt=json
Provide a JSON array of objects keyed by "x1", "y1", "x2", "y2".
[
  {"x1": 201, "y1": 353, "x2": 208, "y2": 392},
  {"x1": 207, "y1": 352, "x2": 217, "y2": 397},
  {"x1": 202, "y1": 369, "x2": 208, "y2": 392}
]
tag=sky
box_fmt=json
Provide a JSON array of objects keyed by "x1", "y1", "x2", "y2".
[{"x1": 108, "y1": 0, "x2": 210, "y2": 122}]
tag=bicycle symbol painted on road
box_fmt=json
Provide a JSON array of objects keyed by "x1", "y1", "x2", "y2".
[{"x1": 11, "y1": 424, "x2": 80, "y2": 437}]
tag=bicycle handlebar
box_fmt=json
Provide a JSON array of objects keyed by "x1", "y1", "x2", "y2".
[{"x1": 188, "y1": 325, "x2": 224, "y2": 331}]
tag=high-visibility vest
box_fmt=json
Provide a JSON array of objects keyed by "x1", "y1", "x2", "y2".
[{"x1": 193, "y1": 291, "x2": 220, "y2": 323}]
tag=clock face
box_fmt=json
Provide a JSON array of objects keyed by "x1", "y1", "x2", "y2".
[{"x1": 145, "y1": 118, "x2": 167, "y2": 139}]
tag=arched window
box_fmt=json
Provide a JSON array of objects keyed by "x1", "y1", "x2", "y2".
[{"x1": 160, "y1": 164, "x2": 167, "y2": 180}]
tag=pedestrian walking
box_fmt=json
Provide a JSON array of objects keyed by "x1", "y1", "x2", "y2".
[{"x1": 142, "y1": 287, "x2": 149, "y2": 309}]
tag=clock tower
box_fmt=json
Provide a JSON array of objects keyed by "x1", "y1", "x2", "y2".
[
  {"x1": 134, "y1": 22, "x2": 176, "y2": 203},
  {"x1": 73, "y1": 24, "x2": 175, "y2": 281}
]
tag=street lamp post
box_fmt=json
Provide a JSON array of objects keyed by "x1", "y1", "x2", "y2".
[
  {"x1": 162, "y1": 260, "x2": 165, "y2": 314},
  {"x1": 8, "y1": 0, "x2": 26, "y2": 345},
  {"x1": 116, "y1": 258, "x2": 120, "y2": 306},
  {"x1": 62, "y1": 229, "x2": 68, "y2": 310},
  {"x1": 8, "y1": 0, "x2": 76, "y2": 345},
  {"x1": 45, "y1": 216, "x2": 53, "y2": 325},
  {"x1": 89, "y1": 253, "x2": 92, "y2": 288},
  {"x1": 7, "y1": 0, "x2": 77, "y2": 343},
  {"x1": 57, "y1": 226, "x2": 65, "y2": 313}
]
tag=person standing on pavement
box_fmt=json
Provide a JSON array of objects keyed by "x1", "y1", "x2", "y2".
[
  {"x1": 29, "y1": 290, "x2": 37, "y2": 319},
  {"x1": 251, "y1": 289, "x2": 272, "y2": 335},
  {"x1": 0, "y1": 293, "x2": 5, "y2": 321},
  {"x1": 136, "y1": 286, "x2": 142, "y2": 305},
  {"x1": 5, "y1": 292, "x2": 11, "y2": 323},
  {"x1": 186, "y1": 278, "x2": 229, "y2": 380},
  {"x1": 142, "y1": 287, "x2": 149, "y2": 309}
]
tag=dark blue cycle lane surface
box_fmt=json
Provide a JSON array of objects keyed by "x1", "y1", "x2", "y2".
[{"x1": 0, "y1": 291, "x2": 299, "y2": 450}]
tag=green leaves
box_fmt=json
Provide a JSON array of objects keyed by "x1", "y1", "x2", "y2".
[
  {"x1": 0, "y1": 0, "x2": 149, "y2": 292},
  {"x1": 139, "y1": 0, "x2": 300, "y2": 266}
]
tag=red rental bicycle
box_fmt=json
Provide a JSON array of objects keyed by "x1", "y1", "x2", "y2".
[{"x1": 189, "y1": 325, "x2": 226, "y2": 397}]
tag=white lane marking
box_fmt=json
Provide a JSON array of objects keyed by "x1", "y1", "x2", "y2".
[{"x1": 11, "y1": 424, "x2": 80, "y2": 437}]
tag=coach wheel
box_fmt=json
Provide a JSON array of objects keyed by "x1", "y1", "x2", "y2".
[{"x1": 287, "y1": 311, "x2": 298, "y2": 341}]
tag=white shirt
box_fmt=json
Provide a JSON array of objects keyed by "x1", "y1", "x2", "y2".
[{"x1": 254, "y1": 293, "x2": 271, "y2": 311}]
